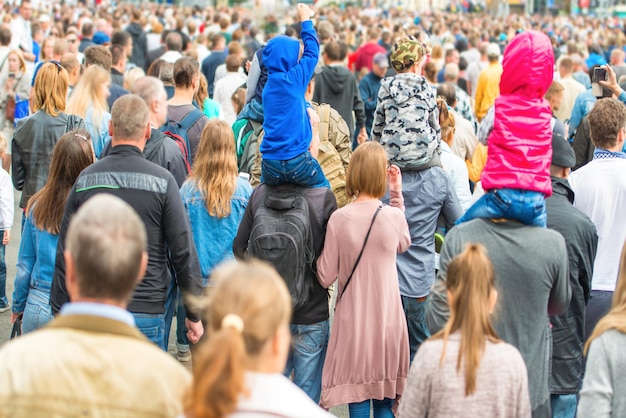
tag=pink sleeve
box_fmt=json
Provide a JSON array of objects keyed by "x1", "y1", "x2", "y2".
[
  {"x1": 389, "y1": 189, "x2": 405, "y2": 212},
  {"x1": 316, "y1": 214, "x2": 339, "y2": 289}
]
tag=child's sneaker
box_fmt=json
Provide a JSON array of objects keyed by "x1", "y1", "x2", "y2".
[
  {"x1": 434, "y1": 231, "x2": 445, "y2": 254},
  {"x1": 0, "y1": 303, "x2": 10, "y2": 313}
]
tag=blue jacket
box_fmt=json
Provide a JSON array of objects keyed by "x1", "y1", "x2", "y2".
[
  {"x1": 386, "y1": 168, "x2": 462, "y2": 298},
  {"x1": 180, "y1": 177, "x2": 252, "y2": 284},
  {"x1": 358, "y1": 72, "x2": 383, "y2": 135},
  {"x1": 260, "y1": 20, "x2": 319, "y2": 160},
  {"x1": 12, "y1": 211, "x2": 59, "y2": 314},
  {"x1": 568, "y1": 90, "x2": 596, "y2": 140}
]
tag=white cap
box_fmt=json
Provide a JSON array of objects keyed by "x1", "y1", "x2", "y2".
[
  {"x1": 487, "y1": 43, "x2": 501, "y2": 57},
  {"x1": 39, "y1": 14, "x2": 50, "y2": 23}
]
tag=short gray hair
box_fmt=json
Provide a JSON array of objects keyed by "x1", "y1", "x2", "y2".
[
  {"x1": 130, "y1": 76, "x2": 166, "y2": 106},
  {"x1": 111, "y1": 94, "x2": 150, "y2": 141},
  {"x1": 443, "y1": 63, "x2": 459, "y2": 81},
  {"x1": 66, "y1": 194, "x2": 147, "y2": 301}
]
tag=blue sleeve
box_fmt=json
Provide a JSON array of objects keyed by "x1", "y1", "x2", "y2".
[
  {"x1": 618, "y1": 90, "x2": 626, "y2": 105},
  {"x1": 12, "y1": 215, "x2": 36, "y2": 314},
  {"x1": 291, "y1": 20, "x2": 320, "y2": 88},
  {"x1": 95, "y1": 115, "x2": 112, "y2": 159},
  {"x1": 569, "y1": 96, "x2": 584, "y2": 140},
  {"x1": 359, "y1": 78, "x2": 378, "y2": 113}
]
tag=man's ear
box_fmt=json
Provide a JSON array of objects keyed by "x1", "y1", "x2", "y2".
[{"x1": 108, "y1": 119, "x2": 113, "y2": 137}]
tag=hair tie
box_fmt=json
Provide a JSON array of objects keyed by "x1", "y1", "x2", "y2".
[{"x1": 221, "y1": 314, "x2": 244, "y2": 333}]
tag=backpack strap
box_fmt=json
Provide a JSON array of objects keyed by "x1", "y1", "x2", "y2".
[
  {"x1": 179, "y1": 109, "x2": 205, "y2": 131},
  {"x1": 144, "y1": 131, "x2": 167, "y2": 163},
  {"x1": 336, "y1": 204, "x2": 383, "y2": 305},
  {"x1": 318, "y1": 103, "x2": 331, "y2": 143}
]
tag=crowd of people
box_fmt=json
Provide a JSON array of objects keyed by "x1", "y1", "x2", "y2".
[{"x1": 0, "y1": 0, "x2": 624, "y2": 417}]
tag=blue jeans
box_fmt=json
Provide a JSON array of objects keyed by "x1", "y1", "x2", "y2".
[
  {"x1": 349, "y1": 398, "x2": 394, "y2": 418},
  {"x1": 262, "y1": 151, "x2": 330, "y2": 188},
  {"x1": 284, "y1": 320, "x2": 329, "y2": 403},
  {"x1": 133, "y1": 313, "x2": 167, "y2": 351},
  {"x1": 21, "y1": 289, "x2": 52, "y2": 333},
  {"x1": 176, "y1": 290, "x2": 189, "y2": 351},
  {"x1": 163, "y1": 277, "x2": 177, "y2": 350},
  {"x1": 402, "y1": 295, "x2": 430, "y2": 362},
  {"x1": 0, "y1": 242, "x2": 6, "y2": 307},
  {"x1": 457, "y1": 188, "x2": 547, "y2": 227},
  {"x1": 550, "y1": 394, "x2": 577, "y2": 418}
]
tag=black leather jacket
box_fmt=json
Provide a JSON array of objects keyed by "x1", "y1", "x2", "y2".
[
  {"x1": 12, "y1": 111, "x2": 85, "y2": 208},
  {"x1": 547, "y1": 177, "x2": 598, "y2": 394},
  {"x1": 102, "y1": 128, "x2": 188, "y2": 188}
]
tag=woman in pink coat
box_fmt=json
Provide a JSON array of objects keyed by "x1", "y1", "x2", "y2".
[{"x1": 317, "y1": 141, "x2": 411, "y2": 417}]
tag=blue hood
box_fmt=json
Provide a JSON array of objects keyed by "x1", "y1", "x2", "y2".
[{"x1": 263, "y1": 35, "x2": 301, "y2": 73}]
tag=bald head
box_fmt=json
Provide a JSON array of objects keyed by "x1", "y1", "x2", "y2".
[
  {"x1": 130, "y1": 76, "x2": 165, "y2": 105},
  {"x1": 130, "y1": 76, "x2": 168, "y2": 127}
]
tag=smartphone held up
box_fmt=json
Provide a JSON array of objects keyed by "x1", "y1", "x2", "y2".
[{"x1": 591, "y1": 67, "x2": 609, "y2": 98}]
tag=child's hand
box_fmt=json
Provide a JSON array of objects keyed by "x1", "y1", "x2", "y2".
[
  {"x1": 387, "y1": 164, "x2": 402, "y2": 192},
  {"x1": 357, "y1": 127, "x2": 368, "y2": 144},
  {"x1": 296, "y1": 3, "x2": 313, "y2": 22},
  {"x1": 2, "y1": 230, "x2": 9, "y2": 245},
  {"x1": 307, "y1": 107, "x2": 320, "y2": 131}
]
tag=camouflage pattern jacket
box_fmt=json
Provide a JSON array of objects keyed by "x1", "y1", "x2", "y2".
[{"x1": 371, "y1": 73, "x2": 441, "y2": 171}]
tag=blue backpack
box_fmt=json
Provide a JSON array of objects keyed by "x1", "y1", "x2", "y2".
[{"x1": 160, "y1": 109, "x2": 204, "y2": 169}]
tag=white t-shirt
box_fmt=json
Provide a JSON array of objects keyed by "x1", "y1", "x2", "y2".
[
  {"x1": 441, "y1": 141, "x2": 472, "y2": 212},
  {"x1": 228, "y1": 372, "x2": 333, "y2": 418},
  {"x1": 569, "y1": 156, "x2": 626, "y2": 291}
]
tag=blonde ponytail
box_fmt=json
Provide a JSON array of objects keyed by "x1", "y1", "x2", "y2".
[
  {"x1": 435, "y1": 243, "x2": 500, "y2": 396},
  {"x1": 186, "y1": 260, "x2": 292, "y2": 418}
]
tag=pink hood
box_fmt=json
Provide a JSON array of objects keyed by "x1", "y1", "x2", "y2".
[{"x1": 481, "y1": 31, "x2": 555, "y2": 196}]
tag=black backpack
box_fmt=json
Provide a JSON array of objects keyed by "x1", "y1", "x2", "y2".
[{"x1": 247, "y1": 191, "x2": 315, "y2": 310}]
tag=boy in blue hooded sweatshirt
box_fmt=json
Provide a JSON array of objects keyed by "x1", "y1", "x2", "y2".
[{"x1": 260, "y1": 3, "x2": 330, "y2": 189}]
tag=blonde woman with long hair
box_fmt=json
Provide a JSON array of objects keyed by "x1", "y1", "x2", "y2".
[
  {"x1": 186, "y1": 260, "x2": 332, "y2": 418},
  {"x1": 398, "y1": 244, "x2": 531, "y2": 418},
  {"x1": 578, "y1": 241, "x2": 626, "y2": 417},
  {"x1": 66, "y1": 65, "x2": 111, "y2": 158},
  {"x1": 177, "y1": 119, "x2": 252, "y2": 360},
  {"x1": 12, "y1": 61, "x2": 85, "y2": 212}
]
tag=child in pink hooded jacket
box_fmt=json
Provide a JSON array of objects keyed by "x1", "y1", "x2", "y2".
[{"x1": 456, "y1": 30, "x2": 555, "y2": 227}]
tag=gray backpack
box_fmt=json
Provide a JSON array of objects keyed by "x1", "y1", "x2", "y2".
[{"x1": 247, "y1": 190, "x2": 314, "y2": 310}]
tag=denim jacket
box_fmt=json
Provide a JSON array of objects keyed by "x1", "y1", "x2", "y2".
[
  {"x1": 180, "y1": 177, "x2": 252, "y2": 284},
  {"x1": 12, "y1": 211, "x2": 59, "y2": 314}
]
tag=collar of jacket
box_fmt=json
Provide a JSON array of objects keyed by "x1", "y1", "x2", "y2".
[
  {"x1": 47, "y1": 314, "x2": 148, "y2": 341},
  {"x1": 551, "y1": 176, "x2": 574, "y2": 204},
  {"x1": 110, "y1": 144, "x2": 144, "y2": 156}
]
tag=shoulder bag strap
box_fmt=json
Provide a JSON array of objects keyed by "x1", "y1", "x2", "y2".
[
  {"x1": 336, "y1": 204, "x2": 383, "y2": 305},
  {"x1": 0, "y1": 54, "x2": 8, "y2": 72}
]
